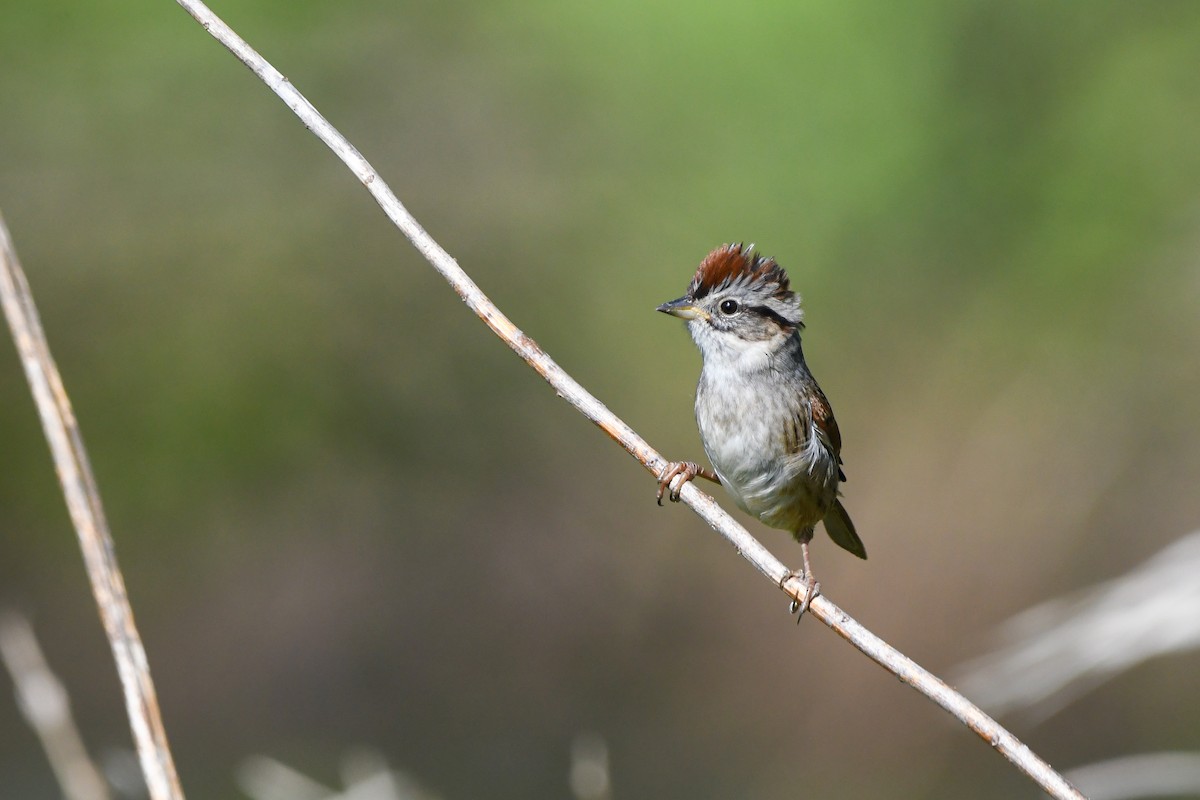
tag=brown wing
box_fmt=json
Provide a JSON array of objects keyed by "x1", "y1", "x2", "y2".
[
  {"x1": 809, "y1": 389, "x2": 848, "y2": 482},
  {"x1": 780, "y1": 388, "x2": 848, "y2": 481}
]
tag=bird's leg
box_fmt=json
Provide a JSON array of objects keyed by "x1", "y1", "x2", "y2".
[
  {"x1": 781, "y1": 531, "x2": 821, "y2": 622},
  {"x1": 656, "y1": 461, "x2": 719, "y2": 505}
]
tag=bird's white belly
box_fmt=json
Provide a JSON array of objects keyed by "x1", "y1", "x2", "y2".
[{"x1": 696, "y1": 376, "x2": 838, "y2": 534}]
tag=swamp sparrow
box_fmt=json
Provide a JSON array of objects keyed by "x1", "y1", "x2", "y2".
[{"x1": 656, "y1": 243, "x2": 866, "y2": 616}]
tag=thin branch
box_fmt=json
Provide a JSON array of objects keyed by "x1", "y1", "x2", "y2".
[
  {"x1": 175, "y1": 3, "x2": 1066, "y2": 798},
  {"x1": 0, "y1": 611, "x2": 112, "y2": 800},
  {"x1": 0, "y1": 217, "x2": 184, "y2": 800}
]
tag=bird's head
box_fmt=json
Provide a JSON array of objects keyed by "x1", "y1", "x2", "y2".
[{"x1": 657, "y1": 243, "x2": 803, "y2": 367}]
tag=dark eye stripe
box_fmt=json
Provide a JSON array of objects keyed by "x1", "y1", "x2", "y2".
[{"x1": 750, "y1": 305, "x2": 794, "y2": 329}]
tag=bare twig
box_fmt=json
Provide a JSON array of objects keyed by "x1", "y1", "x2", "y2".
[
  {"x1": 0, "y1": 217, "x2": 184, "y2": 800},
  {"x1": 0, "y1": 611, "x2": 112, "y2": 800}
]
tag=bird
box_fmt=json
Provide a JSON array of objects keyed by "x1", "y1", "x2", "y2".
[{"x1": 656, "y1": 243, "x2": 866, "y2": 617}]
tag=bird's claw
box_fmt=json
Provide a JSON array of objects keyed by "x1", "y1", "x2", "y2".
[
  {"x1": 781, "y1": 571, "x2": 821, "y2": 622},
  {"x1": 656, "y1": 461, "x2": 702, "y2": 505}
]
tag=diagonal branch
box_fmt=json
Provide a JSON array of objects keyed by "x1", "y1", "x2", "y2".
[
  {"x1": 0, "y1": 217, "x2": 185, "y2": 800},
  {"x1": 169, "y1": 4, "x2": 1088, "y2": 798}
]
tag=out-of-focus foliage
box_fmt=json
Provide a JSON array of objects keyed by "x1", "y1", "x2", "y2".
[{"x1": 2, "y1": 2, "x2": 1199, "y2": 798}]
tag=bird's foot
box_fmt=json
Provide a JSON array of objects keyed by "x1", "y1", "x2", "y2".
[
  {"x1": 780, "y1": 570, "x2": 820, "y2": 623},
  {"x1": 656, "y1": 461, "x2": 709, "y2": 505}
]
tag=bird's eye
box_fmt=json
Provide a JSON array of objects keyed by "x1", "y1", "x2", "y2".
[{"x1": 719, "y1": 299, "x2": 740, "y2": 315}]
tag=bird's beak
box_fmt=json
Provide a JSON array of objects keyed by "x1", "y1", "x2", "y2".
[{"x1": 656, "y1": 296, "x2": 707, "y2": 320}]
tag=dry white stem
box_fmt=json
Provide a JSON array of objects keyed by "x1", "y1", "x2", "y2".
[
  {"x1": 1065, "y1": 752, "x2": 1200, "y2": 800},
  {"x1": 236, "y1": 755, "x2": 333, "y2": 800},
  {"x1": 0, "y1": 217, "x2": 184, "y2": 800},
  {"x1": 166, "y1": 3, "x2": 1088, "y2": 798},
  {"x1": 569, "y1": 732, "x2": 611, "y2": 800},
  {"x1": 957, "y1": 529, "x2": 1200, "y2": 719},
  {"x1": 0, "y1": 612, "x2": 112, "y2": 800},
  {"x1": 237, "y1": 752, "x2": 429, "y2": 800}
]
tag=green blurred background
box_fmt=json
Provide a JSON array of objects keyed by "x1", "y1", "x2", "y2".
[{"x1": 3, "y1": 1, "x2": 1200, "y2": 797}]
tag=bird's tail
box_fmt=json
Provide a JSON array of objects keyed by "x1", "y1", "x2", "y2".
[{"x1": 824, "y1": 500, "x2": 867, "y2": 559}]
